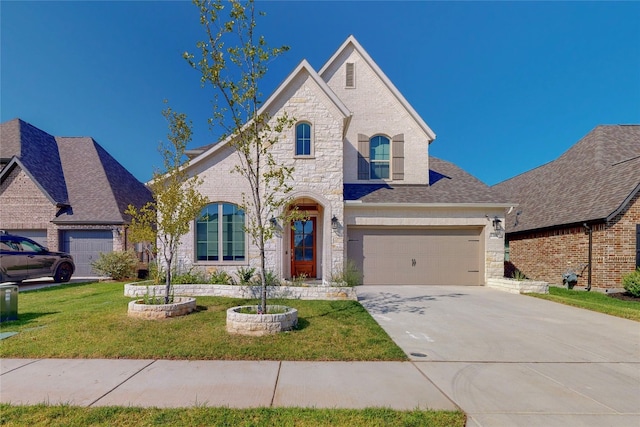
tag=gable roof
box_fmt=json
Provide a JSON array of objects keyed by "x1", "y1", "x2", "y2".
[
  {"x1": 0, "y1": 118, "x2": 152, "y2": 224},
  {"x1": 345, "y1": 157, "x2": 511, "y2": 206},
  {"x1": 319, "y1": 35, "x2": 436, "y2": 142},
  {"x1": 494, "y1": 125, "x2": 640, "y2": 233},
  {"x1": 185, "y1": 59, "x2": 351, "y2": 163},
  {"x1": 0, "y1": 118, "x2": 69, "y2": 206}
]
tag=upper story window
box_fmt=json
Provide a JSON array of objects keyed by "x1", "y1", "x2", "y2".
[
  {"x1": 196, "y1": 203, "x2": 245, "y2": 262},
  {"x1": 369, "y1": 135, "x2": 390, "y2": 179},
  {"x1": 295, "y1": 122, "x2": 312, "y2": 156},
  {"x1": 358, "y1": 133, "x2": 404, "y2": 181}
]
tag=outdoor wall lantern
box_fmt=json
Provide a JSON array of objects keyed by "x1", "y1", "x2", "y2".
[
  {"x1": 492, "y1": 216, "x2": 502, "y2": 231},
  {"x1": 331, "y1": 215, "x2": 340, "y2": 230},
  {"x1": 269, "y1": 217, "x2": 278, "y2": 227}
]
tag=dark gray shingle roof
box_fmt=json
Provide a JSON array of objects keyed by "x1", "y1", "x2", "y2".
[
  {"x1": 493, "y1": 125, "x2": 640, "y2": 233},
  {"x1": 1, "y1": 118, "x2": 152, "y2": 224},
  {"x1": 0, "y1": 118, "x2": 69, "y2": 205},
  {"x1": 345, "y1": 157, "x2": 510, "y2": 204},
  {"x1": 54, "y1": 137, "x2": 152, "y2": 224}
]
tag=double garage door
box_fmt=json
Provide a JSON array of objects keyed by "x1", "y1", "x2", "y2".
[{"x1": 348, "y1": 227, "x2": 483, "y2": 285}]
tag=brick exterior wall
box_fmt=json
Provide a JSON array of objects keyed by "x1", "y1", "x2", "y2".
[
  {"x1": 0, "y1": 166, "x2": 126, "y2": 252},
  {"x1": 507, "y1": 191, "x2": 639, "y2": 290}
]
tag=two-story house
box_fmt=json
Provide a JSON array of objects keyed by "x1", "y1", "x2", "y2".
[{"x1": 178, "y1": 36, "x2": 512, "y2": 286}]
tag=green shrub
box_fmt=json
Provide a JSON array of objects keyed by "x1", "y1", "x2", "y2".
[
  {"x1": 234, "y1": 266, "x2": 256, "y2": 286},
  {"x1": 171, "y1": 267, "x2": 207, "y2": 284},
  {"x1": 622, "y1": 268, "x2": 640, "y2": 297},
  {"x1": 90, "y1": 250, "x2": 138, "y2": 280},
  {"x1": 264, "y1": 270, "x2": 281, "y2": 286},
  {"x1": 330, "y1": 259, "x2": 362, "y2": 287},
  {"x1": 209, "y1": 270, "x2": 233, "y2": 285}
]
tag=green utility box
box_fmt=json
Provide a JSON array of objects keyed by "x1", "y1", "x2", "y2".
[{"x1": 0, "y1": 284, "x2": 18, "y2": 322}]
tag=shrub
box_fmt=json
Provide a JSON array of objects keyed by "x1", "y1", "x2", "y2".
[
  {"x1": 234, "y1": 266, "x2": 256, "y2": 286},
  {"x1": 209, "y1": 270, "x2": 233, "y2": 285},
  {"x1": 264, "y1": 270, "x2": 281, "y2": 286},
  {"x1": 622, "y1": 268, "x2": 640, "y2": 297},
  {"x1": 171, "y1": 267, "x2": 207, "y2": 284},
  {"x1": 330, "y1": 259, "x2": 362, "y2": 287},
  {"x1": 91, "y1": 250, "x2": 138, "y2": 280}
]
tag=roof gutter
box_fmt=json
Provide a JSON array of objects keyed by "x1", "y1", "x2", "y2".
[{"x1": 606, "y1": 181, "x2": 640, "y2": 223}]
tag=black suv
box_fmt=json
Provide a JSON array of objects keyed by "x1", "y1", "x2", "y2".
[{"x1": 0, "y1": 232, "x2": 75, "y2": 283}]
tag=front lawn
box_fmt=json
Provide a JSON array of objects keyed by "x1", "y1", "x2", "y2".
[
  {"x1": 0, "y1": 405, "x2": 466, "y2": 427},
  {"x1": 0, "y1": 281, "x2": 406, "y2": 361},
  {"x1": 528, "y1": 286, "x2": 640, "y2": 321}
]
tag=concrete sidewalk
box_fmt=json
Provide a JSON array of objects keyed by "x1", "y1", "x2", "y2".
[{"x1": 0, "y1": 358, "x2": 457, "y2": 411}]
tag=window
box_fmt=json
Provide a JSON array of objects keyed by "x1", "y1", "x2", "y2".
[
  {"x1": 370, "y1": 135, "x2": 390, "y2": 179},
  {"x1": 295, "y1": 122, "x2": 312, "y2": 156},
  {"x1": 196, "y1": 203, "x2": 245, "y2": 262}
]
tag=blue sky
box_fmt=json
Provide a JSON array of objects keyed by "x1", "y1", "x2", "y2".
[{"x1": 2, "y1": 1, "x2": 639, "y2": 185}]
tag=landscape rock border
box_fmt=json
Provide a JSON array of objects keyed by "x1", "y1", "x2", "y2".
[
  {"x1": 127, "y1": 297, "x2": 197, "y2": 319},
  {"x1": 124, "y1": 282, "x2": 357, "y2": 300},
  {"x1": 226, "y1": 305, "x2": 298, "y2": 336}
]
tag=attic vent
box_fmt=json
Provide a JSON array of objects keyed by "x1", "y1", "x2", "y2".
[{"x1": 345, "y1": 63, "x2": 355, "y2": 88}]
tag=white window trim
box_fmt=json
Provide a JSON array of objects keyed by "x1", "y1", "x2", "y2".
[
  {"x1": 293, "y1": 121, "x2": 315, "y2": 158},
  {"x1": 194, "y1": 202, "x2": 248, "y2": 265}
]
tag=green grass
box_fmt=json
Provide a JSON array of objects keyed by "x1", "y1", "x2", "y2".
[
  {"x1": 0, "y1": 404, "x2": 466, "y2": 427},
  {"x1": 0, "y1": 281, "x2": 406, "y2": 360},
  {"x1": 528, "y1": 286, "x2": 640, "y2": 321}
]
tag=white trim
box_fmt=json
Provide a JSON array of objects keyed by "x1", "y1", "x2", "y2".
[
  {"x1": 319, "y1": 35, "x2": 436, "y2": 141},
  {"x1": 345, "y1": 201, "x2": 517, "y2": 209}
]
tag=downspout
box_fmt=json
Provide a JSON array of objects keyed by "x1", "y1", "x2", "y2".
[{"x1": 583, "y1": 223, "x2": 592, "y2": 291}]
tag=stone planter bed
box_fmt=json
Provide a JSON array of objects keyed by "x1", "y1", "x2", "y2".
[
  {"x1": 226, "y1": 305, "x2": 298, "y2": 336},
  {"x1": 124, "y1": 282, "x2": 357, "y2": 301},
  {"x1": 127, "y1": 297, "x2": 197, "y2": 319}
]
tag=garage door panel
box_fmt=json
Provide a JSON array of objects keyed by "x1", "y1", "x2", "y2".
[
  {"x1": 5, "y1": 230, "x2": 47, "y2": 247},
  {"x1": 349, "y1": 228, "x2": 482, "y2": 285},
  {"x1": 62, "y1": 230, "x2": 113, "y2": 277}
]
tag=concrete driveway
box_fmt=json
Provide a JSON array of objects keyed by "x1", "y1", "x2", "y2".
[{"x1": 357, "y1": 285, "x2": 640, "y2": 427}]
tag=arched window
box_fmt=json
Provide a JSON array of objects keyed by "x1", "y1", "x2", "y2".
[
  {"x1": 196, "y1": 203, "x2": 245, "y2": 262},
  {"x1": 370, "y1": 135, "x2": 390, "y2": 179},
  {"x1": 295, "y1": 122, "x2": 312, "y2": 156}
]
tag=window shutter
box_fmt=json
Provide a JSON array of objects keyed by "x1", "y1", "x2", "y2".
[
  {"x1": 357, "y1": 133, "x2": 370, "y2": 180},
  {"x1": 392, "y1": 134, "x2": 404, "y2": 180},
  {"x1": 346, "y1": 63, "x2": 355, "y2": 88}
]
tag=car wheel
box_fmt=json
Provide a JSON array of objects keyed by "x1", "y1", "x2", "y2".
[{"x1": 54, "y1": 263, "x2": 73, "y2": 283}]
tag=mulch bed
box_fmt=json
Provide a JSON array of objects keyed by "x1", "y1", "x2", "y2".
[{"x1": 607, "y1": 292, "x2": 640, "y2": 302}]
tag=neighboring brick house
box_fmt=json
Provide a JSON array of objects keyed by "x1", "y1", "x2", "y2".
[
  {"x1": 494, "y1": 125, "x2": 640, "y2": 291},
  {"x1": 0, "y1": 118, "x2": 153, "y2": 276},
  {"x1": 177, "y1": 36, "x2": 513, "y2": 286}
]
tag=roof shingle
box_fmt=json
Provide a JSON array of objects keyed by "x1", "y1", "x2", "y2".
[{"x1": 493, "y1": 125, "x2": 640, "y2": 233}]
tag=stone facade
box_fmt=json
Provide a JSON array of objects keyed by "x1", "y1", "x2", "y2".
[
  {"x1": 177, "y1": 36, "x2": 507, "y2": 286},
  {"x1": 124, "y1": 282, "x2": 358, "y2": 301},
  {"x1": 507, "y1": 192, "x2": 639, "y2": 290}
]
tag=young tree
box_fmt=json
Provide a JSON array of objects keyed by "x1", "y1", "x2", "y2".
[
  {"x1": 184, "y1": 0, "x2": 303, "y2": 313},
  {"x1": 126, "y1": 106, "x2": 209, "y2": 304}
]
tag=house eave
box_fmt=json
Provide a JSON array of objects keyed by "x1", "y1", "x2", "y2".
[{"x1": 344, "y1": 201, "x2": 515, "y2": 209}]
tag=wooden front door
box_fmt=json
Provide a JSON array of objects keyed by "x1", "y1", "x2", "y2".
[{"x1": 291, "y1": 218, "x2": 316, "y2": 278}]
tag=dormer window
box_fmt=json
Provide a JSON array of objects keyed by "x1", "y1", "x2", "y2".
[
  {"x1": 370, "y1": 135, "x2": 390, "y2": 179},
  {"x1": 346, "y1": 63, "x2": 355, "y2": 88},
  {"x1": 295, "y1": 122, "x2": 312, "y2": 157}
]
